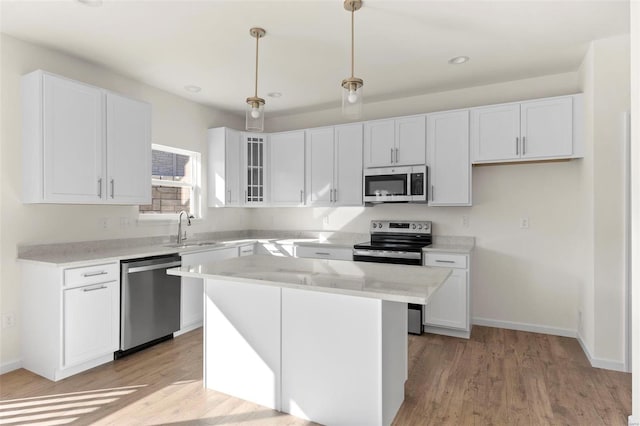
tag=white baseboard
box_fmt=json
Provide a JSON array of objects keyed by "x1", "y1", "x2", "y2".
[
  {"x1": 0, "y1": 359, "x2": 22, "y2": 375},
  {"x1": 423, "y1": 325, "x2": 471, "y2": 339},
  {"x1": 472, "y1": 317, "x2": 576, "y2": 338},
  {"x1": 629, "y1": 415, "x2": 640, "y2": 426},
  {"x1": 577, "y1": 332, "x2": 627, "y2": 372},
  {"x1": 174, "y1": 322, "x2": 203, "y2": 337}
]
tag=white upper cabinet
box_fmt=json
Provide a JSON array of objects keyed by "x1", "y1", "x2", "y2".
[
  {"x1": 105, "y1": 92, "x2": 151, "y2": 204},
  {"x1": 22, "y1": 70, "x2": 151, "y2": 205},
  {"x1": 520, "y1": 97, "x2": 573, "y2": 159},
  {"x1": 269, "y1": 130, "x2": 305, "y2": 206},
  {"x1": 363, "y1": 115, "x2": 425, "y2": 167},
  {"x1": 471, "y1": 94, "x2": 582, "y2": 163},
  {"x1": 334, "y1": 123, "x2": 363, "y2": 206},
  {"x1": 208, "y1": 127, "x2": 242, "y2": 207},
  {"x1": 242, "y1": 132, "x2": 268, "y2": 206},
  {"x1": 306, "y1": 127, "x2": 334, "y2": 206},
  {"x1": 427, "y1": 110, "x2": 471, "y2": 206},
  {"x1": 306, "y1": 124, "x2": 363, "y2": 207}
]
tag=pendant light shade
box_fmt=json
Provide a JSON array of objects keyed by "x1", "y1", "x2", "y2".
[
  {"x1": 246, "y1": 27, "x2": 266, "y2": 132},
  {"x1": 342, "y1": 0, "x2": 363, "y2": 118}
]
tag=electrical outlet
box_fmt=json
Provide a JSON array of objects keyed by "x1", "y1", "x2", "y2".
[
  {"x1": 519, "y1": 217, "x2": 529, "y2": 229},
  {"x1": 323, "y1": 214, "x2": 329, "y2": 225},
  {"x1": 100, "y1": 217, "x2": 109, "y2": 229},
  {"x1": 119, "y1": 217, "x2": 131, "y2": 228},
  {"x1": 2, "y1": 313, "x2": 16, "y2": 329},
  {"x1": 462, "y1": 215, "x2": 469, "y2": 228}
]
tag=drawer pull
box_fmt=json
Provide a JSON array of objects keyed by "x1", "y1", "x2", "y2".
[
  {"x1": 435, "y1": 260, "x2": 456, "y2": 264},
  {"x1": 241, "y1": 249, "x2": 253, "y2": 253},
  {"x1": 83, "y1": 285, "x2": 107, "y2": 292},
  {"x1": 315, "y1": 252, "x2": 331, "y2": 256},
  {"x1": 82, "y1": 271, "x2": 108, "y2": 277}
]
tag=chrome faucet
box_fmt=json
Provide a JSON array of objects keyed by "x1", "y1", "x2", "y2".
[{"x1": 177, "y1": 210, "x2": 192, "y2": 244}]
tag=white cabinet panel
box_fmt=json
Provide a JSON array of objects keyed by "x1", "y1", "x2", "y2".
[
  {"x1": 470, "y1": 103, "x2": 520, "y2": 162},
  {"x1": 208, "y1": 127, "x2": 242, "y2": 207},
  {"x1": 471, "y1": 94, "x2": 581, "y2": 164},
  {"x1": 364, "y1": 115, "x2": 425, "y2": 167},
  {"x1": 306, "y1": 127, "x2": 334, "y2": 206},
  {"x1": 22, "y1": 70, "x2": 151, "y2": 205},
  {"x1": 105, "y1": 92, "x2": 151, "y2": 204},
  {"x1": 181, "y1": 246, "x2": 238, "y2": 331},
  {"x1": 427, "y1": 110, "x2": 471, "y2": 206},
  {"x1": 63, "y1": 280, "x2": 119, "y2": 367},
  {"x1": 242, "y1": 133, "x2": 267, "y2": 205},
  {"x1": 334, "y1": 123, "x2": 363, "y2": 206},
  {"x1": 423, "y1": 252, "x2": 470, "y2": 338},
  {"x1": 395, "y1": 115, "x2": 426, "y2": 166},
  {"x1": 42, "y1": 73, "x2": 104, "y2": 203},
  {"x1": 363, "y1": 119, "x2": 395, "y2": 167},
  {"x1": 204, "y1": 278, "x2": 281, "y2": 410},
  {"x1": 269, "y1": 130, "x2": 305, "y2": 205},
  {"x1": 295, "y1": 245, "x2": 353, "y2": 261},
  {"x1": 521, "y1": 97, "x2": 573, "y2": 159},
  {"x1": 424, "y1": 269, "x2": 467, "y2": 330},
  {"x1": 306, "y1": 124, "x2": 363, "y2": 207}
]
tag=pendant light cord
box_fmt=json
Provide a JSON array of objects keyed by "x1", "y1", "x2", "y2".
[
  {"x1": 254, "y1": 33, "x2": 260, "y2": 98},
  {"x1": 351, "y1": 6, "x2": 355, "y2": 78}
]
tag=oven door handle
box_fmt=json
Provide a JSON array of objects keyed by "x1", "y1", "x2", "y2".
[
  {"x1": 352, "y1": 249, "x2": 422, "y2": 260},
  {"x1": 127, "y1": 261, "x2": 182, "y2": 273}
]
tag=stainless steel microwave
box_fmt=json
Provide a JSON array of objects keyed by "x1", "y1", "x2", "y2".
[{"x1": 363, "y1": 166, "x2": 427, "y2": 203}]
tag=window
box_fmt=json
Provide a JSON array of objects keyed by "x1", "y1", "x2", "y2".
[{"x1": 139, "y1": 144, "x2": 201, "y2": 218}]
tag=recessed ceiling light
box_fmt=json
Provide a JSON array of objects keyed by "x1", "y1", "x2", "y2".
[
  {"x1": 184, "y1": 85, "x2": 201, "y2": 93},
  {"x1": 448, "y1": 56, "x2": 469, "y2": 65},
  {"x1": 268, "y1": 92, "x2": 282, "y2": 98},
  {"x1": 77, "y1": 0, "x2": 103, "y2": 7}
]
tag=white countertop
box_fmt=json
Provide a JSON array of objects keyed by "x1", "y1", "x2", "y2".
[{"x1": 168, "y1": 255, "x2": 451, "y2": 305}]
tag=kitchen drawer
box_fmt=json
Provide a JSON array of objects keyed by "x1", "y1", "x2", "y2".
[
  {"x1": 64, "y1": 262, "x2": 119, "y2": 288},
  {"x1": 423, "y1": 253, "x2": 467, "y2": 269},
  {"x1": 295, "y1": 246, "x2": 353, "y2": 261}
]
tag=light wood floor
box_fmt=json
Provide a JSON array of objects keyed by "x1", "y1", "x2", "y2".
[{"x1": 0, "y1": 326, "x2": 631, "y2": 425}]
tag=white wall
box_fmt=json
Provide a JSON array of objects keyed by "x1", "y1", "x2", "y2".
[
  {"x1": 577, "y1": 35, "x2": 630, "y2": 369},
  {"x1": 255, "y1": 39, "x2": 630, "y2": 369},
  {"x1": 0, "y1": 34, "x2": 251, "y2": 367}
]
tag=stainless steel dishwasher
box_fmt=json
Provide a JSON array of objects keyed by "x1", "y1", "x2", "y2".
[{"x1": 117, "y1": 254, "x2": 182, "y2": 358}]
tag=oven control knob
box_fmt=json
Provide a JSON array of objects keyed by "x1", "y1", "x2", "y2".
[
  {"x1": 372, "y1": 223, "x2": 377, "y2": 229},
  {"x1": 378, "y1": 222, "x2": 382, "y2": 228},
  {"x1": 418, "y1": 224, "x2": 423, "y2": 230},
  {"x1": 412, "y1": 224, "x2": 416, "y2": 229}
]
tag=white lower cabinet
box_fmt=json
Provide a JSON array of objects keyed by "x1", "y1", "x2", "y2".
[
  {"x1": 423, "y1": 252, "x2": 471, "y2": 338},
  {"x1": 179, "y1": 246, "x2": 239, "y2": 333},
  {"x1": 64, "y1": 281, "x2": 119, "y2": 367},
  {"x1": 294, "y1": 245, "x2": 353, "y2": 261},
  {"x1": 22, "y1": 261, "x2": 120, "y2": 381}
]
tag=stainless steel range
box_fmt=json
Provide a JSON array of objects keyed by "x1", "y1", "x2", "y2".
[{"x1": 353, "y1": 220, "x2": 432, "y2": 334}]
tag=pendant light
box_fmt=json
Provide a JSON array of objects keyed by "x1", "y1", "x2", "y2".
[
  {"x1": 246, "y1": 27, "x2": 266, "y2": 132},
  {"x1": 341, "y1": 0, "x2": 363, "y2": 118}
]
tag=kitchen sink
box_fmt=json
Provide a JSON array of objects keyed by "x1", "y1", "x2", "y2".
[{"x1": 164, "y1": 241, "x2": 220, "y2": 249}]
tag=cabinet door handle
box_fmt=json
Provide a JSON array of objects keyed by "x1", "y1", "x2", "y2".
[
  {"x1": 435, "y1": 259, "x2": 455, "y2": 264},
  {"x1": 315, "y1": 252, "x2": 331, "y2": 256},
  {"x1": 83, "y1": 270, "x2": 108, "y2": 277},
  {"x1": 83, "y1": 285, "x2": 107, "y2": 292},
  {"x1": 329, "y1": 188, "x2": 333, "y2": 203},
  {"x1": 300, "y1": 190, "x2": 304, "y2": 203},
  {"x1": 110, "y1": 179, "x2": 115, "y2": 198},
  {"x1": 516, "y1": 137, "x2": 519, "y2": 155},
  {"x1": 395, "y1": 148, "x2": 399, "y2": 163},
  {"x1": 431, "y1": 185, "x2": 435, "y2": 201},
  {"x1": 227, "y1": 189, "x2": 231, "y2": 203},
  {"x1": 334, "y1": 188, "x2": 338, "y2": 202},
  {"x1": 97, "y1": 178, "x2": 102, "y2": 198},
  {"x1": 390, "y1": 148, "x2": 394, "y2": 163},
  {"x1": 522, "y1": 136, "x2": 526, "y2": 155}
]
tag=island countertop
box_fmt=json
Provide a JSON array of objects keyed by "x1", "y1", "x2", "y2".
[{"x1": 168, "y1": 254, "x2": 451, "y2": 305}]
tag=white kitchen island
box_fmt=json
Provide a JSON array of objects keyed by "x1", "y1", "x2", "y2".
[{"x1": 168, "y1": 255, "x2": 450, "y2": 426}]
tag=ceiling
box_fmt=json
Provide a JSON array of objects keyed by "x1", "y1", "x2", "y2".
[{"x1": 0, "y1": 0, "x2": 630, "y2": 117}]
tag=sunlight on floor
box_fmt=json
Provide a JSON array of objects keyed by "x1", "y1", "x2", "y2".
[{"x1": 0, "y1": 384, "x2": 146, "y2": 426}]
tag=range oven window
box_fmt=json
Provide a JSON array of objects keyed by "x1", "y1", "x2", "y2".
[{"x1": 364, "y1": 174, "x2": 407, "y2": 197}]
